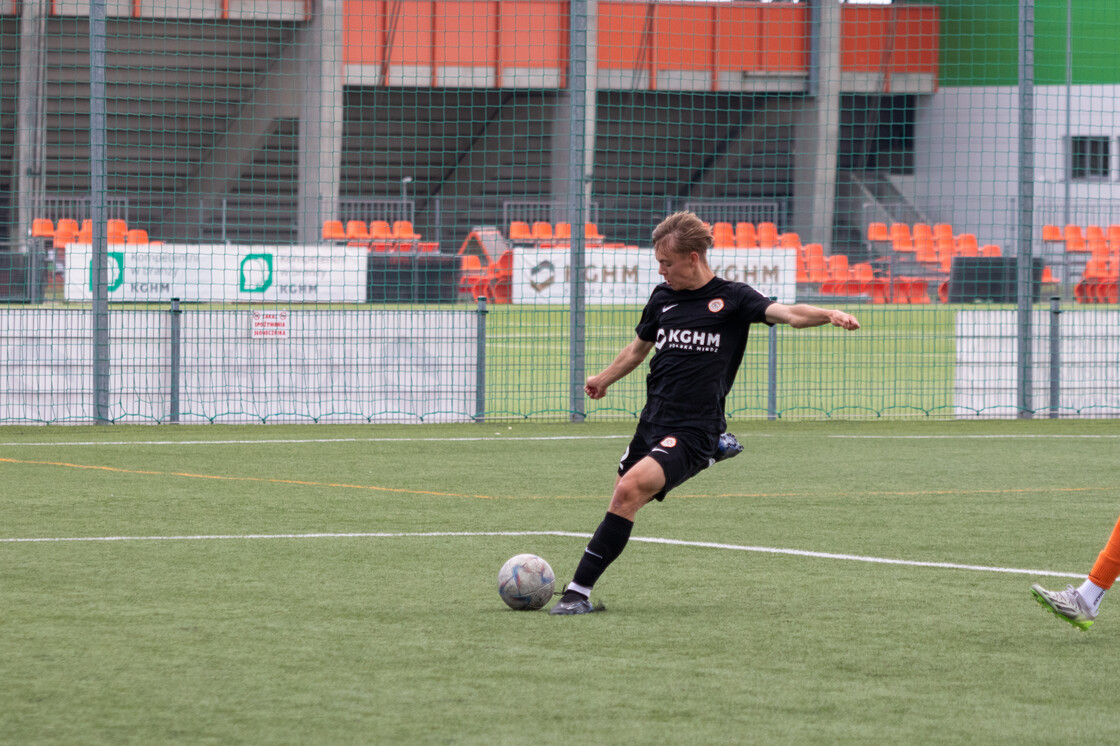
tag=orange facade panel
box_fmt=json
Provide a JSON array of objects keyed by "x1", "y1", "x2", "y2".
[
  {"x1": 750, "y1": 4, "x2": 810, "y2": 74},
  {"x1": 715, "y1": 6, "x2": 810, "y2": 75},
  {"x1": 435, "y1": 1, "x2": 495, "y2": 68},
  {"x1": 339, "y1": 1, "x2": 935, "y2": 91},
  {"x1": 889, "y1": 6, "x2": 940, "y2": 75},
  {"x1": 598, "y1": 1, "x2": 653, "y2": 70},
  {"x1": 842, "y1": 5, "x2": 939, "y2": 75},
  {"x1": 654, "y1": 4, "x2": 715, "y2": 71},
  {"x1": 344, "y1": 0, "x2": 382, "y2": 67},
  {"x1": 387, "y1": 1, "x2": 435, "y2": 69},
  {"x1": 841, "y1": 6, "x2": 889, "y2": 72},
  {"x1": 499, "y1": 1, "x2": 566, "y2": 68}
]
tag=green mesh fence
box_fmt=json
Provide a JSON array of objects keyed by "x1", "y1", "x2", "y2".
[{"x1": 1, "y1": 0, "x2": 1119, "y2": 424}]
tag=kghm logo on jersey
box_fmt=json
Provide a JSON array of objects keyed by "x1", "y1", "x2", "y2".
[
  {"x1": 660, "y1": 436, "x2": 677, "y2": 448},
  {"x1": 655, "y1": 327, "x2": 721, "y2": 352},
  {"x1": 708, "y1": 298, "x2": 725, "y2": 313}
]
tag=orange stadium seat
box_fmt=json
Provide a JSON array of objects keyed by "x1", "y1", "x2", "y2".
[
  {"x1": 531, "y1": 222, "x2": 553, "y2": 241},
  {"x1": 890, "y1": 223, "x2": 914, "y2": 253},
  {"x1": 1065, "y1": 225, "x2": 1087, "y2": 252},
  {"x1": 915, "y1": 234, "x2": 938, "y2": 265},
  {"x1": 509, "y1": 221, "x2": 533, "y2": 241},
  {"x1": 322, "y1": 220, "x2": 346, "y2": 240},
  {"x1": 805, "y1": 254, "x2": 827, "y2": 284},
  {"x1": 956, "y1": 233, "x2": 979, "y2": 257},
  {"x1": 821, "y1": 254, "x2": 850, "y2": 295},
  {"x1": 933, "y1": 223, "x2": 955, "y2": 261},
  {"x1": 346, "y1": 221, "x2": 370, "y2": 240},
  {"x1": 107, "y1": 219, "x2": 128, "y2": 243},
  {"x1": 53, "y1": 221, "x2": 77, "y2": 249},
  {"x1": 712, "y1": 222, "x2": 735, "y2": 249},
  {"x1": 394, "y1": 220, "x2": 418, "y2": 240},
  {"x1": 735, "y1": 222, "x2": 756, "y2": 248},
  {"x1": 867, "y1": 222, "x2": 890, "y2": 243},
  {"x1": 756, "y1": 222, "x2": 778, "y2": 249},
  {"x1": 31, "y1": 218, "x2": 54, "y2": 238},
  {"x1": 369, "y1": 221, "x2": 393, "y2": 239}
]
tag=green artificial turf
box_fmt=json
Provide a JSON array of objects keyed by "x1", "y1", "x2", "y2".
[{"x1": 3, "y1": 419, "x2": 1120, "y2": 744}]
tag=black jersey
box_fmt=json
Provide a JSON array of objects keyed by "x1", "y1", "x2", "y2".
[{"x1": 634, "y1": 276, "x2": 774, "y2": 431}]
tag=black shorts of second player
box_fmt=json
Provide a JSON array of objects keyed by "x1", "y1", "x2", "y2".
[{"x1": 618, "y1": 420, "x2": 720, "y2": 502}]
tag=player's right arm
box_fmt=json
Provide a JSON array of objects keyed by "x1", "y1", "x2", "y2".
[{"x1": 585, "y1": 336, "x2": 655, "y2": 399}]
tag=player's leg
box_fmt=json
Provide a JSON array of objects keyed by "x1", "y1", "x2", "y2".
[
  {"x1": 550, "y1": 458, "x2": 664, "y2": 616},
  {"x1": 609, "y1": 456, "x2": 667, "y2": 520},
  {"x1": 1030, "y1": 512, "x2": 1120, "y2": 630}
]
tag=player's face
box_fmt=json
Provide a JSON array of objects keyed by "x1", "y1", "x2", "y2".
[{"x1": 655, "y1": 246, "x2": 696, "y2": 290}]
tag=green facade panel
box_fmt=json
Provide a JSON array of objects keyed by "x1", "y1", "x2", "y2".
[{"x1": 901, "y1": 0, "x2": 1120, "y2": 87}]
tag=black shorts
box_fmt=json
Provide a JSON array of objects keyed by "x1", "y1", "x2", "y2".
[{"x1": 617, "y1": 420, "x2": 720, "y2": 502}]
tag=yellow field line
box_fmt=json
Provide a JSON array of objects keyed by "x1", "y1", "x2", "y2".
[
  {"x1": 0, "y1": 457, "x2": 494, "y2": 500},
  {"x1": 2, "y1": 456, "x2": 1108, "y2": 502}
]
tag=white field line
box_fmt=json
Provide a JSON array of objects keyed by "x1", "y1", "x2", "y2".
[
  {"x1": 829, "y1": 434, "x2": 1120, "y2": 439},
  {"x1": 3, "y1": 432, "x2": 1114, "y2": 448},
  {"x1": 0, "y1": 435, "x2": 633, "y2": 447},
  {"x1": 0, "y1": 530, "x2": 1081, "y2": 579}
]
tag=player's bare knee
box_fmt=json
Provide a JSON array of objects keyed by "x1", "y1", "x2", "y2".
[{"x1": 609, "y1": 479, "x2": 651, "y2": 517}]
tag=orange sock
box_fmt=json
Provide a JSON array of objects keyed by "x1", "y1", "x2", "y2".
[{"x1": 1088, "y1": 513, "x2": 1120, "y2": 590}]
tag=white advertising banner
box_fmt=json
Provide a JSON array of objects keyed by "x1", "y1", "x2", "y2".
[
  {"x1": 955, "y1": 310, "x2": 1120, "y2": 419},
  {"x1": 0, "y1": 309, "x2": 478, "y2": 424},
  {"x1": 511, "y1": 247, "x2": 797, "y2": 305},
  {"x1": 64, "y1": 244, "x2": 368, "y2": 303}
]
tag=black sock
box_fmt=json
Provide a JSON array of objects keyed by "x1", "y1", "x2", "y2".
[{"x1": 571, "y1": 511, "x2": 634, "y2": 592}]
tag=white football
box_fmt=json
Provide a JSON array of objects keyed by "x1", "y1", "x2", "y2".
[{"x1": 497, "y1": 553, "x2": 555, "y2": 610}]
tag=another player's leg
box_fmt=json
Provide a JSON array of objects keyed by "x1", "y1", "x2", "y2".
[
  {"x1": 1030, "y1": 513, "x2": 1120, "y2": 630},
  {"x1": 550, "y1": 459, "x2": 664, "y2": 616},
  {"x1": 1082, "y1": 513, "x2": 1120, "y2": 613}
]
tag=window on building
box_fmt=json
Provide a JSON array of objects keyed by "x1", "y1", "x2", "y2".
[{"x1": 1070, "y1": 136, "x2": 1111, "y2": 180}]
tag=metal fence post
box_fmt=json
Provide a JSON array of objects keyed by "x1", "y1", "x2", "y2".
[
  {"x1": 475, "y1": 296, "x2": 488, "y2": 423},
  {"x1": 1049, "y1": 296, "x2": 1061, "y2": 419},
  {"x1": 768, "y1": 297, "x2": 778, "y2": 420},
  {"x1": 90, "y1": 0, "x2": 110, "y2": 423},
  {"x1": 170, "y1": 298, "x2": 181, "y2": 423}
]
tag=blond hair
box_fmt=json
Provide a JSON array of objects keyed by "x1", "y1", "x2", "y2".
[{"x1": 652, "y1": 211, "x2": 712, "y2": 258}]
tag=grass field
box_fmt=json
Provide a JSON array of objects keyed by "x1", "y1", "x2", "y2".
[{"x1": 3, "y1": 418, "x2": 1120, "y2": 744}]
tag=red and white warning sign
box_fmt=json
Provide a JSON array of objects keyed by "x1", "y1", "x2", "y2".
[{"x1": 251, "y1": 310, "x2": 289, "y2": 338}]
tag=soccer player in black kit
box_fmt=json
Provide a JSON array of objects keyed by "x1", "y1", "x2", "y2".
[{"x1": 550, "y1": 211, "x2": 861, "y2": 615}]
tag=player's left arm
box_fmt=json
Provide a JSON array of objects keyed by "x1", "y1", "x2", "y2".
[{"x1": 764, "y1": 302, "x2": 860, "y2": 331}]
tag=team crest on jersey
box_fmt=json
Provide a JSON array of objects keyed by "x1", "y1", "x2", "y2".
[
  {"x1": 659, "y1": 436, "x2": 677, "y2": 448},
  {"x1": 708, "y1": 298, "x2": 725, "y2": 313}
]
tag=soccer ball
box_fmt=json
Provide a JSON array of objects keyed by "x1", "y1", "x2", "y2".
[{"x1": 497, "y1": 553, "x2": 555, "y2": 611}]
